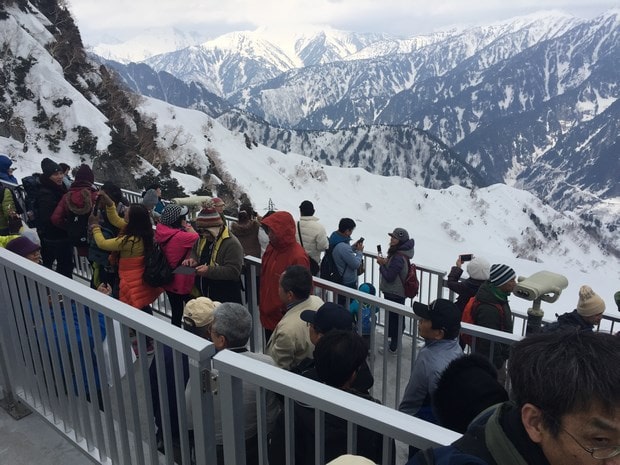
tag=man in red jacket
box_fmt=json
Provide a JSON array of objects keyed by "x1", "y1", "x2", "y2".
[{"x1": 259, "y1": 211, "x2": 310, "y2": 342}]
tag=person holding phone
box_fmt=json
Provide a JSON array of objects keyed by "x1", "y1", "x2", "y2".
[
  {"x1": 376, "y1": 227, "x2": 415, "y2": 354},
  {"x1": 327, "y1": 218, "x2": 364, "y2": 295},
  {"x1": 446, "y1": 255, "x2": 490, "y2": 312}
]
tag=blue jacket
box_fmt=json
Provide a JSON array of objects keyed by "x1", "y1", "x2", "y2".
[{"x1": 328, "y1": 231, "x2": 362, "y2": 286}]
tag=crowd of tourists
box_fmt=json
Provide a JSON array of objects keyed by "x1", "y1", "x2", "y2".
[{"x1": 1, "y1": 154, "x2": 619, "y2": 465}]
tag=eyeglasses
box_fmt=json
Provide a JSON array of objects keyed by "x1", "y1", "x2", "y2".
[
  {"x1": 560, "y1": 425, "x2": 620, "y2": 460},
  {"x1": 537, "y1": 407, "x2": 620, "y2": 461}
]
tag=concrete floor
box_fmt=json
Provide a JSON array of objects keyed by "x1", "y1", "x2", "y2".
[{"x1": 0, "y1": 401, "x2": 93, "y2": 465}]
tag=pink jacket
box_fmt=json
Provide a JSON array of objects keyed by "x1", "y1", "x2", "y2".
[{"x1": 155, "y1": 223, "x2": 199, "y2": 295}]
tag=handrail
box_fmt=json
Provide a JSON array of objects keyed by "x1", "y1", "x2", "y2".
[{"x1": 214, "y1": 349, "x2": 461, "y2": 465}]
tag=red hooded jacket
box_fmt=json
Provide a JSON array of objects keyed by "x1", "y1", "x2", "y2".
[{"x1": 260, "y1": 211, "x2": 310, "y2": 331}]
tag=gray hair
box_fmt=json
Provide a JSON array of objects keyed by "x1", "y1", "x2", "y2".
[{"x1": 211, "y1": 303, "x2": 252, "y2": 348}]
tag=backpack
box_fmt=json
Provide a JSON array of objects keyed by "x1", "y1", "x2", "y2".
[
  {"x1": 66, "y1": 210, "x2": 90, "y2": 247},
  {"x1": 398, "y1": 254, "x2": 419, "y2": 298},
  {"x1": 142, "y1": 233, "x2": 179, "y2": 288},
  {"x1": 319, "y1": 244, "x2": 344, "y2": 284},
  {"x1": 0, "y1": 185, "x2": 24, "y2": 215},
  {"x1": 460, "y1": 296, "x2": 504, "y2": 347},
  {"x1": 21, "y1": 174, "x2": 41, "y2": 228}
]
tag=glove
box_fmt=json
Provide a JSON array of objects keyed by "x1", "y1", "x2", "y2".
[{"x1": 88, "y1": 212, "x2": 100, "y2": 228}]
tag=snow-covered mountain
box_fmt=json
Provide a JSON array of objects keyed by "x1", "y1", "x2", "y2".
[
  {"x1": 2, "y1": 0, "x2": 619, "y2": 313},
  {"x1": 143, "y1": 28, "x2": 389, "y2": 97},
  {"x1": 94, "y1": 10, "x2": 620, "y2": 256}
]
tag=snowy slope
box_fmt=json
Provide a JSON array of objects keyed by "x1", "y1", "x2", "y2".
[{"x1": 140, "y1": 97, "x2": 620, "y2": 317}]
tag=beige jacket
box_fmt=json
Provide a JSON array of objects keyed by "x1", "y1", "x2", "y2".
[
  {"x1": 296, "y1": 216, "x2": 329, "y2": 263},
  {"x1": 266, "y1": 295, "x2": 324, "y2": 370}
]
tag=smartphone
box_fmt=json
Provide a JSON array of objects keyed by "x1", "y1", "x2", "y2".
[
  {"x1": 460, "y1": 254, "x2": 473, "y2": 262},
  {"x1": 377, "y1": 244, "x2": 382, "y2": 254},
  {"x1": 358, "y1": 237, "x2": 365, "y2": 243}
]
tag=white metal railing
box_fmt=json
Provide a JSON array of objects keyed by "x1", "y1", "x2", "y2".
[
  {"x1": 214, "y1": 349, "x2": 461, "y2": 465},
  {"x1": 0, "y1": 248, "x2": 217, "y2": 465}
]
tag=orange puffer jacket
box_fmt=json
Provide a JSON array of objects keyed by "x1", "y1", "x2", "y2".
[{"x1": 119, "y1": 256, "x2": 163, "y2": 309}]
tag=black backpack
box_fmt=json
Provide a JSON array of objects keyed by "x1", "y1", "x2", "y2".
[
  {"x1": 142, "y1": 233, "x2": 180, "y2": 288},
  {"x1": 66, "y1": 210, "x2": 90, "y2": 247},
  {"x1": 21, "y1": 174, "x2": 41, "y2": 228},
  {"x1": 319, "y1": 244, "x2": 345, "y2": 284}
]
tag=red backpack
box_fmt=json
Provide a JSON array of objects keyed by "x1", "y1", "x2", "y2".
[
  {"x1": 460, "y1": 296, "x2": 504, "y2": 347},
  {"x1": 398, "y1": 255, "x2": 419, "y2": 299}
]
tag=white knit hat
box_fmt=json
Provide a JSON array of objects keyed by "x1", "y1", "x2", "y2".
[
  {"x1": 576, "y1": 285, "x2": 605, "y2": 317},
  {"x1": 467, "y1": 257, "x2": 490, "y2": 281}
]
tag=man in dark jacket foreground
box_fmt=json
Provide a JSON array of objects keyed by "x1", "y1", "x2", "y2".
[{"x1": 408, "y1": 331, "x2": 620, "y2": 465}]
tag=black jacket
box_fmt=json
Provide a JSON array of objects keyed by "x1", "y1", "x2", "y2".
[{"x1": 36, "y1": 176, "x2": 67, "y2": 240}]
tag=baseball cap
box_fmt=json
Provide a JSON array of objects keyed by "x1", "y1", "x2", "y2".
[
  {"x1": 413, "y1": 299, "x2": 461, "y2": 333},
  {"x1": 183, "y1": 297, "x2": 220, "y2": 328},
  {"x1": 300, "y1": 302, "x2": 353, "y2": 333}
]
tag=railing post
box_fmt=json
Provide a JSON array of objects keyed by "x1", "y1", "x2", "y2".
[
  {"x1": 0, "y1": 266, "x2": 32, "y2": 420},
  {"x1": 219, "y1": 371, "x2": 246, "y2": 465}
]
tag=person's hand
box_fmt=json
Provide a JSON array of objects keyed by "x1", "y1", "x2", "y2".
[
  {"x1": 377, "y1": 256, "x2": 387, "y2": 266},
  {"x1": 98, "y1": 191, "x2": 114, "y2": 207},
  {"x1": 182, "y1": 258, "x2": 198, "y2": 267},
  {"x1": 97, "y1": 283, "x2": 112, "y2": 295},
  {"x1": 195, "y1": 264, "x2": 208, "y2": 276},
  {"x1": 456, "y1": 257, "x2": 463, "y2": 268},
  {"x1": 88, "y1": 211, "x2": 99, "y2": 228},
  {"x1": 355, "y1": 241, "x2": 364, "y2": 252}
]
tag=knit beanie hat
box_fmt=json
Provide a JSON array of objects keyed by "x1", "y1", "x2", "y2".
[
  {"x1": 576, "y1": 285, "x2": 606, "y2": 317},
  {"x1": 299, "y1": 200, "x2": 315, "y2": 216},
  {"x1": 183, "y1": 297, "x2": 220, "y2": 328},
  {"x1": 195, "y1": 206, "x2": 223, "y2": 229},
  {"x1": 41, "y1": 157, "x2": 62, "y2": 177},
  {"x1": 73, "y1": 164, "x2": 94, "y2": 185},
  {"x1": 6, "y1": 236, "x2": 40, "y2": 257},
  {"x1": 489, "y1": 264, "x2": 516, "y2": 287},
  {"x1": 142, "y1": 189, "x2": 159, "y2": 209},
  {"x1": 160, "y1": 204, "x2": 189, "y2": 226},
  {"x1": 467, "y1": 257, "x2": 490, "y2": 281}
]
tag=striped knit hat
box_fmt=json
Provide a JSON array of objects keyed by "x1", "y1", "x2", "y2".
[
  {"x1": 195, "y1": 206, "x2": 223, "y2": 229},
  {"x1": 489, "y1": 264, "x2": 516, "y2": 287}
]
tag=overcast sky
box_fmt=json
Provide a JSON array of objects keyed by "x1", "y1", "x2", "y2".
[{"x1": 68, "y1": 0, "x2": 618, "y2": 43}]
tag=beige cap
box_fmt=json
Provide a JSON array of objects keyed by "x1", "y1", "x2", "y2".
[
  {"x1": 576, "y1": 285, "x2": 605, "y2": 317},
  {"x1": 183, "y1": 297, "x2": 220, "y2": 327},
  {"x1": 326, "y1": 455, "x2": 376, "y2": 465}
]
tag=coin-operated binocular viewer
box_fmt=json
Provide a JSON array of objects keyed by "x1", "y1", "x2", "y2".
[
  {"x1": 513, "y1": 271, "x2": 569, "y2": 334},
  {"x1": 171, "y1": 196, "x2": 213, "y2": 220}
]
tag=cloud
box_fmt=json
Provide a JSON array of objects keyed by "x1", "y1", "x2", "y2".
[{"x1": 68, "y1": 0, "x2": 618, "y2": 39}]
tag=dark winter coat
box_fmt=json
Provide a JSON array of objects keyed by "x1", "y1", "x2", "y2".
[
  {"x1": 446, "y1": 266, "x2": 485, "y2": 313},
  {"x1": 407, "y1": 402, "x2": 551, "y2": 465},
  {"x1": 293, "y1": 388, "x2": 387, "y2": 465},
  {"x1": 36, "y1": 175, "x2": 68, "y2": 240},
  {"x1": 191, "y1": 226, "x2": 244, "y2": 304},
  {"x1": 542, "y1": 309, "x2": 594, "y2": 333},
  {"x1": 472, "y1": 282, "x2": 513, "y2": 369}
]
